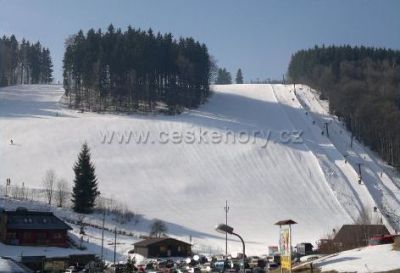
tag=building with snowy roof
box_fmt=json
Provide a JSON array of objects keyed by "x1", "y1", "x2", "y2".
[
  {"x1": 133, "y1": 237, "x2": 191, "y2": 258},
  {"x1": 0, "y1": 207, "x2": 72, "y2": 247}
]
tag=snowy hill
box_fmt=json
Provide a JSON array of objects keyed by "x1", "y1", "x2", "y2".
[
  {"x1": 1, "y1": 84, "x2": 399, "y2": 255},
  {"x1": 312, "y1": 244, "x2": 400, "y2": 272}
]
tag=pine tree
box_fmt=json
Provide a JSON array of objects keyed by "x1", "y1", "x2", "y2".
[
  {"x1": 0, "y1": 35, "x2": 53, "y2": 86},
  {"x1": 215, "y1": 68, "x2": 232, "y2": 84},
  {"x1": 235, "y1": 68, "x2": 243, "y2": 84},
  {"x1": 62, "y1": 26, "x2": 211, "y2": 113},
  {"x1": 72, "y1": 142, "x2": 100, "y2": 213}
]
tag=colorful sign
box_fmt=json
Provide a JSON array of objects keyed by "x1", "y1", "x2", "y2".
[
  {"x1": 268, "y1": 245, "x2": 279, "y2": 256},
  {"x1": 280, "y1": 227, "x2": 291, "y2": 270},
  {"x1": 281, "y1": 256, "x2": 291, "y2": 270}
]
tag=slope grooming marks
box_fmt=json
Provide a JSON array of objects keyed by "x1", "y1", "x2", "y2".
[{"x1": 0, "y1": 84, "x2": 385, "y2": 254}]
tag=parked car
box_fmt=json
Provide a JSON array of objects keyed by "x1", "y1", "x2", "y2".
[
  {"x1": 199, "y1": 263, "x2": 211, "y2": 273},
  {"x1": 248, "y1": 257, "x2": 259, "y2": 269},
  {"x1": 211, "y1": 260, "x2": 231, "y2": 273},
  {"x1": 299, "y1": 255, "x2": 322, "y2": 262},
  {"x1": 64, "y1": 266, "x2": 78, "y2": 273},
  {"x1": 369, "y1": 234, "x2": 399, "y2": 246},
  {"x1": 267, "y1": 262, "x2": 278, "y2": 271}
]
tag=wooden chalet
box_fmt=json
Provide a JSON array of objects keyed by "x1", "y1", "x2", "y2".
[
  {"x1": 318, "y1": 224, "x2": 390, "y2": 253},
  {"x1": 133, "y1": 237, "x2": 191, "y2": 258},
  {"x1": 0, "y1": 207, "x2": 72, "y2": 247}
]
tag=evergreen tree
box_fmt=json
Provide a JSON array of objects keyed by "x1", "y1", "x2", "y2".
[
  {"x1": 72, "y1": 142, "x2": 100, "y2": 213},
  {"x1": 235, "y1": 68, "x2": 243, "y2": 84},
  {"x1": 62, "y1": 25, "x2": 211, "y2": 114},
  {"x1": 0, "y1": 35, "x2": 53, "y2": 86},
  {"x1": 215, "y1": 68, "x2": 232, "y2": 84},
  {"x1": 287, "y1": 45, "x2": 400, "y2": 170}
]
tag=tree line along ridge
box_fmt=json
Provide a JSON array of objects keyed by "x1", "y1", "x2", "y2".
[
  {"x1": 288, "y1": 45, "x2": 400, "y2": 169},
  {"x1": 0, "y1": 35, "x2": 53, "y2": 86}
]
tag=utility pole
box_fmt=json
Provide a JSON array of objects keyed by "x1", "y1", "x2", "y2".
[
  {"x1": 113, "y1": 227, "x2": 117, "y2": 266},
  {"x1": 100, "y1": 210, "x2": 105, "y2": 261},
  {"x1": 224, "y1": 200, "x2": 230, "y2": 257}
]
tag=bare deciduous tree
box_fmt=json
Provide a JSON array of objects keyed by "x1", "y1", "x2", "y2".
[
  {"x1": 11, "y1": 185, "x2": 21, "y2": 199},
  {"x1": 56, "y1": 178, "x2": 69, "y2": 207},
  {"x1": 43, "y1": 169, "x2": 56, "y2": 205},
  {"x1": 149, "y1": 219, "x2": 168, "y2": 238}
]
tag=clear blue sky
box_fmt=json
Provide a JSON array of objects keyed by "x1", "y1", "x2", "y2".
[{"x1": 1, "y1": 0, "x2": 399, "y2": 83}]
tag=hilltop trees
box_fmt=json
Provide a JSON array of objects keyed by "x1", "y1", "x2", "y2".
[
  {"x1": 149, "y1": 219, "x2": 168, "y2": 238},
  {"x1": 72, "y1": 142, "x2": 100, "y2": 213},
  {"x1": 0, "y1": 35, "x2": 53, "y2": 86},
  {"x1": 63, "y1": 25, "x2": 211, "y2": 114},
  {"x1": 215, "y1": 68, "x2": 232, "y2": 84},
  {"x1": 288, "y1": 45, "x2": 400, "y2": 169},
  {"x1": 235, "y1": 68, "x2": 243, "y2": 84}
]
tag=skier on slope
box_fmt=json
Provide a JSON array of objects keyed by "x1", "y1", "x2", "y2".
[{"x1": 10, "y1": 139, "x2": 14, "y2": 145}]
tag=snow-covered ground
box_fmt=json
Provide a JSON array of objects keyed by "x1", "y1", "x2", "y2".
[
  {"x1": 0, "y1": 198, "x2": 137, "y2": 263},
  {"x1": 0, "y1": 84, "x2": 399, "y2": 257},
  {"x1": 292, "y1": 84, "x2": 400, "y2": 231},
  {"x1": 0, "y1": 257, "x2": 32, "y2": 273},
  {"x1": 272, "y1": 84, "x2": 400, "y2": 231},
  {"x1": 313, "y1": 244, "x2": 400, "y2": 272}
]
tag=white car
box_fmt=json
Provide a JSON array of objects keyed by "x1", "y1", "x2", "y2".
[{"x1": 299, "y1": 255, "x2": 322, "y2": 262}]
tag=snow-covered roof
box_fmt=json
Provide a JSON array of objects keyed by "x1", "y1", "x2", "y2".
[
  {"x1": 3, "y1": 209, "x2": 72, "y2": 231},
  {"x1": 0, "y1": 257, "x2": 32, "y2": 273}
]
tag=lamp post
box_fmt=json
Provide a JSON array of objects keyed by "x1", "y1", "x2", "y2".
[{"x1": 215, "y1": 224, "x2": 245, "y2": 273}]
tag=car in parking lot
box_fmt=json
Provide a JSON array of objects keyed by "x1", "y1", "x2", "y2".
[{"x1": 369, "y1": 234, "x2": 399, "y2": 245}]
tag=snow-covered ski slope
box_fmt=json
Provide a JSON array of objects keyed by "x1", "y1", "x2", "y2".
[
  {"x1": 0, "y1": 84, "x2": 398, "y2": 254},
  {"x1": 285, "y1": 84, "x2": 400, "y2": 231}
]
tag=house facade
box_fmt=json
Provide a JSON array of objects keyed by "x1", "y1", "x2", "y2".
[
  {"x1": 133, "y1": 237, "x2": 191, "y2": 258},
  {"x1": 0, "y1": 207, "x2": 72, "y2": 247},
  {"x1": 317, "y1": 224, "x2": 390, "y2": 253},
  {"x1": 333, "y1": 224, "x2": 390, "y2": 251}
]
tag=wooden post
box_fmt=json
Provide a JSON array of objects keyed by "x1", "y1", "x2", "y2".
[
  {"x1": 324, "y1": 122, "x2": 329, "y2": 138},
  {"x1": 100, "y1": 210, "x2": 105, "y2": 261},
  {"x1": 113, "y1": 227, "x2": 117, "y2": 266}
]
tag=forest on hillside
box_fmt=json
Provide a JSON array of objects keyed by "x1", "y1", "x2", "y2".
[
  {"x1": 0, "y1": 35, "x2": 53, "y2": 86},
  {"x1": 63, "y1": 25, "x2": 212, "y2": 114},
  {"x1": 288, "y1": 45, "x2": 400, "y2": 169}
]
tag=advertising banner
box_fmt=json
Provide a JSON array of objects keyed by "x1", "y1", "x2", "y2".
[{"x1": 280, "y1": 227, "x2": 291, "y2": 270}]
